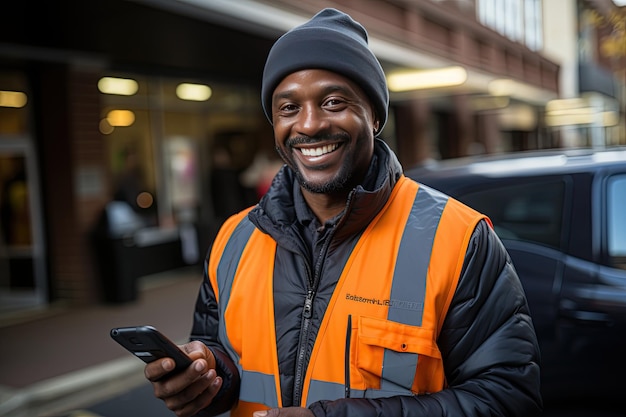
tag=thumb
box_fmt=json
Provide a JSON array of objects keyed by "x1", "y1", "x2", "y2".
[{"x1": 253, "y1": 412, "x2": 268, "y2": 417}]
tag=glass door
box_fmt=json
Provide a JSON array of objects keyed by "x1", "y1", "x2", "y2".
[
  {"x1": 0, "y1": 70, "x2": 47, "y2": 313},
  {"x1": 0, "y1": 140, "x2": 47, "y2": 312}
]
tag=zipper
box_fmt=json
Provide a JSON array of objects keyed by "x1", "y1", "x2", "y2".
[
  {"x1": 303, "y1": 290, "x2": 314, "y2": 319},
  {"x1": 293, "y1": 289, "x2": 315, "y2": 404},
  {"x1": 345, "y1": 314, "x2": 352, "y2": 398},
  {"x1": 292, "y1": 228, "x2": 334, "y2": 405}
]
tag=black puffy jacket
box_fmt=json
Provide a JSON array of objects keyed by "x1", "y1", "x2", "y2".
[{"x1": 191, "y1": 140, "x2": 542, "y2": 417}]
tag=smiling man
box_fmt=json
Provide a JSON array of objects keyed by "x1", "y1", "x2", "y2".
[
  {"x1": 143, "y1": 8, "x2": 542, "y2": 417},
  {"x1": 271, "y1": 69, "x2": 377, "y2": 220}
]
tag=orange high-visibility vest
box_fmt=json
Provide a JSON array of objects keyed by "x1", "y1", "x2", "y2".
[{"x1": 207, "y1": 176, "x2": 487, "y2": 415}]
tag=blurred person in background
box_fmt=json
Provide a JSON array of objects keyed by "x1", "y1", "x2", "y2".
[
  {"x1": 210, "y1": 143, "x2": 250, "y2": 222},
  {"x1": 111, "y1": 145, "x2": 157, "y2": 227},
  {"x1": 240, "y1": 149, "x2": 284, "y2": 199},
  {"x1": 144, "y1": 8, "x2": 542, "y2": 417},
  {"x1": 113, "y1": 146, "x2": 145, "y2": 213}
]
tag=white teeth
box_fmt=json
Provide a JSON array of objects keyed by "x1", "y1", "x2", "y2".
[{"x1": 300, "y1": 143, "x2": 339, "y2": 157}]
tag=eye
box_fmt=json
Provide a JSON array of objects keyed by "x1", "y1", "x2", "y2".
[
  {"x1": 278, "y1": 103, "x2": 299, "y2": 114},
  {"x1": 323, "y1": 97, "x2": 347, "y2": 110}
]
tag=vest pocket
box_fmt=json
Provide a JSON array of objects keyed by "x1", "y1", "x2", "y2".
[{"x1": 352, "y1": 315, "x2": 443, "y2": 395}]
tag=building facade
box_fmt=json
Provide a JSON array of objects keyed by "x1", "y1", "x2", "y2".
[{"x1": 0, "y1": 0, "x2": 624, "y2": 311}]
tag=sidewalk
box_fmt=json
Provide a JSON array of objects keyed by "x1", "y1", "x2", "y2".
[{"x1": 0, "y1": 265, "x2": 204, "y2": 417}]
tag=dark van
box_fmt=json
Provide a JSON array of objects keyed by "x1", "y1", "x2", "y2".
[{"x1": 406, "y1": 148, "x2": 626, "y2": 415}]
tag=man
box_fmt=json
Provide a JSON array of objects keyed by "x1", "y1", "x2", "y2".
[{"x1": 145, "y1": 8, "x2": 542, "y2": 417}]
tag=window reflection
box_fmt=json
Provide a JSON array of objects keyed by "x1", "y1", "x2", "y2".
[
  {"x1": 460, "y1": 180, "x2": 565, "y2": 248},
  {"x1": 608, "y1": 174, "x2": 626, "y2": 269},
  {"x1": 99, "y1": 73, "x2": 268, "y2": 233}
]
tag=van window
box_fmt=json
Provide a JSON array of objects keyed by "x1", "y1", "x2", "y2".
[
  {"x1": 607, "y1": 174, "x2": 626, "y2": 270},
  {"x1": 459, "y1": 180, "x2": 565, "y2": 248}
]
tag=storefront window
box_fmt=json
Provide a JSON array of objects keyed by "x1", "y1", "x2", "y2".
[{"x1": 99, "y1": 73, "x2": 269, "y2": 239}]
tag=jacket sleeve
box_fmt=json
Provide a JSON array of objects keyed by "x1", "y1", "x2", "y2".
[
  {"x1": 309, "y1": 219, "x2": 543, "y2": 417},
  {"x1": 189, "y1": 256, "x2": 241, "y2": 417}
]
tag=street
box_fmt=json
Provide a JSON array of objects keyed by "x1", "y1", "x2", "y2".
[{"x1": 59, "y1": 383, "x2": 173, "y2": 417}]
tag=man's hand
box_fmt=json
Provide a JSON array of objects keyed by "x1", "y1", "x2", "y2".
[
  {"x1": 145, "y1": 340, "x2": 222, "y2": 417},
  {"x1": 253, "y1": 407, "x2": 315, "y2": 417}
]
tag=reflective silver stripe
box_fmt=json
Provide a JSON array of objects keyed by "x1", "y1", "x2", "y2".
[
  {"x1": 240, "y1": 369, "x2": 279, "y2": 407},
  {"x1": 381, "y1": 184, "x2": 447, "y2": 393},
  {"x1": 216, "y1": 218, "x2": 255, "y2": 367},
  {"x1": 364, "y1": 387, "x2": 413, "y2": 398},
  {"x1": 305, "y1": 380, "x2": 415, "y2": 405},
  {"x1": 380, "y1": 350, "x2": 417, "y2": 392},
  {"x1": 389, "y1": 184, "x2": 448, "y2": 325},
  {"x1": 216, "y1": 218, "x2": 255, "y2": 294},
  {"x1": 306, "y1": 380, "x2": 345, "y2": 406}
]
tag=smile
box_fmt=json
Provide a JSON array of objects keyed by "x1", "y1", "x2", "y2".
[{"x1": 299, "y1": 143, "x2": 339, "y2": 157}]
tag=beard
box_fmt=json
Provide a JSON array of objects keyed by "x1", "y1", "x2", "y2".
[
  {"x1": 275, "y1": 132, "x2": 358, "y2": 194},
  {"x1": 297, "y1": 160, "x2": 353, "y2": 194}
]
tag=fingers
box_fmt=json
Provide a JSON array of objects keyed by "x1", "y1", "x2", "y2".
[
  {"x1": 150, "y1": 361, "x2": 221, "y2": 417},
  {"x1": 150, "y1": 358, "x2": 207, "y2": 397},
  {"x1": 145, "y1": 341, "x2": 213, "y2": 382},
  {"x1": 143, "y1": 341, "x2": 221, "y2": 417},
  {"x1": 183, "y1": 340, "x2": 216, "y2": 369},
  {"x1": 169, "y1": 370, "x2": 223, "y2": 417},
  {"x1": 145, "y1": 357, "x2": 179, "y2": 382}
]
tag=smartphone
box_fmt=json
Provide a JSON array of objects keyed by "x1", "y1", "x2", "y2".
[{"x1": 110, "y1": 325, "x2": 192, "y2": 376}]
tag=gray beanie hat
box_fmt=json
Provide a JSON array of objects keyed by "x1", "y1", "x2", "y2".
[{"x1": 261, "y1": 8, "x2": 389, "y2": 133}]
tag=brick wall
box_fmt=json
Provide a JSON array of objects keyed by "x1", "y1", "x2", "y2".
[{"x1": 39, "y1": 65, "x2": 110, "y2": 305}]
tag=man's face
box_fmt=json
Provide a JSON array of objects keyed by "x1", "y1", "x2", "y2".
[{"x1": 271, "y1": 69, "x2": 379, "y2": 194}]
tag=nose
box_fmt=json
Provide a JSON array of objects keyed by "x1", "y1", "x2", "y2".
[{"x1": 295, "y1": 103, "x2": 330, "y2": 136}]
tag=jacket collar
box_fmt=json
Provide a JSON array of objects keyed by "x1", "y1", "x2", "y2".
[{"x1": 249, "y1": 139, "x2": 403, "y2": 243}]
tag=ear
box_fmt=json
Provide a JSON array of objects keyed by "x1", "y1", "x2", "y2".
[{"x1": 373, "y1": 120, "x2": 380, "y2": 134}]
